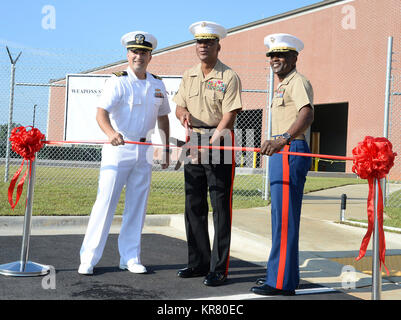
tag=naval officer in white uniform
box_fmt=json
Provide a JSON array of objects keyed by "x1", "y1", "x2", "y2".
[{"x1": 78, "y1": 31, "x2": 170, "y2": 275}]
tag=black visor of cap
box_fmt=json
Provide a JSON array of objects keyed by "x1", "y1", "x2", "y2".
[{"x1": 266, "y1": 49, "x2": 298, "y2": 57}]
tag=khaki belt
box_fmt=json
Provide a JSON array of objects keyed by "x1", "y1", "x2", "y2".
[{"x1": 192, "y1": 126, "x2": 217, "y2": 135}]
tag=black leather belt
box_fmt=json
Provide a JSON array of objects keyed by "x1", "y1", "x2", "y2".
[{"x1": 192, "y1": 126, "x2": 217, "y2": 129}]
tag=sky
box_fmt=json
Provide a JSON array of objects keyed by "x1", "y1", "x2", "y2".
[{"x1": 0, "y1": 0, "x2": 322, "y2": 52}]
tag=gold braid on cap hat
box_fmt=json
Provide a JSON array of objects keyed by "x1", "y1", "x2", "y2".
[
  {"x1": 126, "y1": 44, "x2": 153, "y2": 50},
  {"x1": 195, "y1": 33, "x2": 220, "y2": 40},
  {"x1": 268, "y1": 46, "x2": 297, "y2": 53}
]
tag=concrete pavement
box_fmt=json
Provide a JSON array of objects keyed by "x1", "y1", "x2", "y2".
[
  {"x1": 228, "y1": 183, "x2": 401, "y2": 300},
  {"x1": 1, "y1": 183, "x2": 400, "y2": 300}
]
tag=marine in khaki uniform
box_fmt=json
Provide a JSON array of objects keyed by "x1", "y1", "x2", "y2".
[
  {"x1": 251, "y1": 33, "x2": 314, "y2": 296},
  {"x1": 174, "y1": 21, "x2": 242, "y2": 286}
]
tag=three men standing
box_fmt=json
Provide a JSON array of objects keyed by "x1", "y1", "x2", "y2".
[{"x1": 78, "y1": 25, "x2": 313, "y2": 298}]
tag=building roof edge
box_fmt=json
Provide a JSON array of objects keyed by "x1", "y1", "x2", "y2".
[{"x1": 51, "y1": 0, "x2": 347, "y2": 82}]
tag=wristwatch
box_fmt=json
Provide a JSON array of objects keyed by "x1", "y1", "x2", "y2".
[{"x1": 282, "y1": 132, "x2": 292, "y2": 145}]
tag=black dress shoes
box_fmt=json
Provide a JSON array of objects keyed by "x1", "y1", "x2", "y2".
[
  {"x1": 251, "y1": 284, "x2": 295, "y2": 296},
  {"x1": 203, "y1": 272, "x2": 227, "y2": 286},
  {"x1": 177, "y1": 267, "x2": 208, "y2": 278},
  {"x1": 255, "y1": 277, "x2": 266, "y2": 285}
]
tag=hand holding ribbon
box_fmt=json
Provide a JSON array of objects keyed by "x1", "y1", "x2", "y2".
[
  {"x1": 8, "y1": 126, "x2": 45, "y2": 209},
  {"x1": 352, "y1": 136, "x2": 397, "y2": 274}
]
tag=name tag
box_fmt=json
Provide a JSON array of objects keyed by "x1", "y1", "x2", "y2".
[{"x1": 206, "y1": 80, "x2": 226, "y2": 93}]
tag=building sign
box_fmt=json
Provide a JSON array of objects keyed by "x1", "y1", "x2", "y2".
[
  {"x1": 64, "y1": 74, "x2": 183, "y2": 143},
  {"x1": 64, "y1": 74, "x2": 110, "y2": 141},
  {"x1": 156, "y1": 76, "x2": 184, "y2": 143}
]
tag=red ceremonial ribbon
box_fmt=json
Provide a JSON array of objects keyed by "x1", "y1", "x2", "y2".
[
  {"x1": 8, "y1": 126, "x2": 45, "y2": 209},
  {"x1": 6, "y1": 126, "x2": 398, "y2": 276},
  {"x1": 44, "y1": 139, "x2": 354, "y2": 161},
  {"x1": 352, "y1": 136, "x2": 397, "y2": 275}
]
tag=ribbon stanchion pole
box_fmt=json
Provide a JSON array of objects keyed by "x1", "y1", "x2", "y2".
[
  {"x1": 263, "y1": 66, "x2": 274, "y2": 200},
  {"x1": 371, "y1": 178, "x2": 382, "y2": 300},
  {"x1": 351, "y1": 136, "x2": 396, "y2": 300},
  {"x1": 0, "y1": 157, "x2": 50, "y2": 277}
]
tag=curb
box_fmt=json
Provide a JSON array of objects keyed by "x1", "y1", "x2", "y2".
[{"x1": 0, "y1": 214, "x2": 173, "y2": 230}]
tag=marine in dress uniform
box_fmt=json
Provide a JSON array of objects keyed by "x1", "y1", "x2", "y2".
[
  {"x1": 78, "y1": 31, "x2": 170, "y2": 275},
  {"x1": 173, "y1": 21, "x2": 242, "y2": 286},
  {"x1": 251, "y1": 34, "x2": 314, "y2": 296}
]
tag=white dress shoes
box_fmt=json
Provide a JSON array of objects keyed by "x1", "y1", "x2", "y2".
[
  {"x1": 78, "y1": 262, "x2": 147, "y2": 275},
  {"x1": 78, "y1": 264, "x2": 94, "y2": 275},
  {"x1": 119, "y1": 262, "x2": 147, "y2": 274}
]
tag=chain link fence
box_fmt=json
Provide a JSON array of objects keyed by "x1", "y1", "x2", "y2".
[
  {"x1": 0, "y1": 47, "x2": 271, "y2": 215},
  {"x1": 0, "y1": 34, "x2": 399, "y2": 216},
  {"x1": 387, "y1": 44, "x2": 401, "y2": 209}
]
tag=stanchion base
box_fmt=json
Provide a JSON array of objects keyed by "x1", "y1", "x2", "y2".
[{"x1": 0, "y1": 261, "x2": 50, "y2": 277}]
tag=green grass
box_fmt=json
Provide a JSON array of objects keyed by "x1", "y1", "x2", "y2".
[
  {"x1": 2, "y1": 163, "x2": 400, "y2": 230},
  {"x1": 344, "y1": 186, "x2": 401, "y2": 229},
  {"x1": 384, "y1": 189, "x2": 401, "y2": 228},
  {"x1": 303, "y1": 177, "x2": 367, "y2": 193}
]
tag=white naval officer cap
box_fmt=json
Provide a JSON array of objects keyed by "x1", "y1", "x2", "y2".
[
  {"x1": 121, "y1": 31, "x2": 157, "y2": 51},
  {"x1": 189, "y1": 21, "x2": 227, "y2": 40},
  {"x1": 264, "y1": 33, "x2": 304, "y2": 57}
]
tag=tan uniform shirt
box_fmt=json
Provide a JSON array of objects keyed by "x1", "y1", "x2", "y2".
[
  {"x1": 271, "y1": 69, "x2": 314, "y2": 138},
  {"x1": 173, "y1": 59, "x2": 242, "y2": 132}
]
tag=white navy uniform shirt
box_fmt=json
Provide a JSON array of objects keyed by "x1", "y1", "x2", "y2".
[{"x1": 98, "y1": 67, "x2": 170, "y2": 140}]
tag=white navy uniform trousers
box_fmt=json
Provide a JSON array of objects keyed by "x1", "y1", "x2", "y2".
[{"x1": 80, "y1": 67, "x2": 170, "y2": 267}]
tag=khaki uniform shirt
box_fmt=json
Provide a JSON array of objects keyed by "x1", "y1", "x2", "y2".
[
  {"x1": 173, "y1": 59, "x2": 242, "y2": 132},
  {"x1": 271, "y1": 69, "x2": 313, "y2": 138}
]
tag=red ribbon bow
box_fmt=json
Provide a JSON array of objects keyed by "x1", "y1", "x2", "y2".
[
  {"x1": 8, "y1": 126, "x2": 45, "y2": 209},
  {"x1": 352, "y1": 136, "x2": 397, "y2": 274}
]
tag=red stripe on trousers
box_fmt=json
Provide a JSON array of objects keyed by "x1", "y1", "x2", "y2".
[
  {"x1": 225, "y1": 132, "x2": 235, "y2": 276},
  {"x1": 276, "y1": 145, "x2": 290, "y2": 289}
]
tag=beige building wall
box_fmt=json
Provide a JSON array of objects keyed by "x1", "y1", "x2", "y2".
[{"x1": 47, "y1": 0, "x2": 401, "y2": 179}]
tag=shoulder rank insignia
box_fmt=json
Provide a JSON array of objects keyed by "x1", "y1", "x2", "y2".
[
  {"x1": 113, "y1": 71, "x2": 127, "y2": 77},
  {"x1": 151, "y1": 73, "x2": 162, "y2": 80}
]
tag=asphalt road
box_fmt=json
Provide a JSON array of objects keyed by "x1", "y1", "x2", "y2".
[{"x1": 0, "y1": 233, "x2": 359, "y2": 301}]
